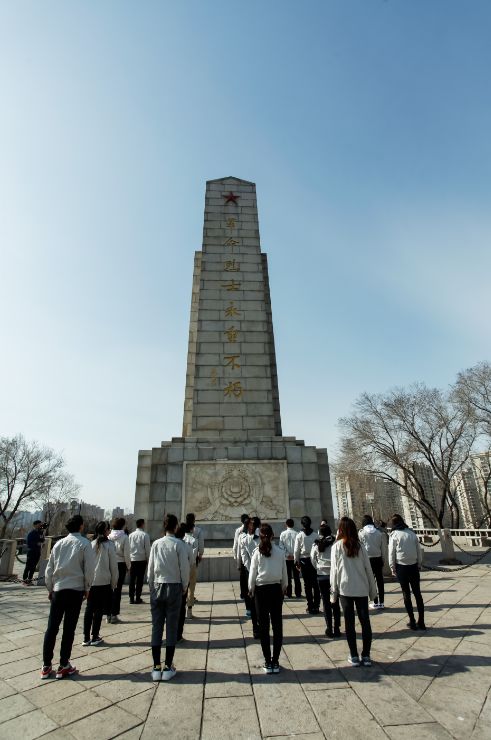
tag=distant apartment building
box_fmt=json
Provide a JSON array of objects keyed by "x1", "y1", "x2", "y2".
[
  {"x1": 335, "y1": 473, "x2": 403, "y2": 527},
  {"x1": 399, "y1": 463, "x2": 454, "y2": 529},
  {"x1": 68, "y1": 500, "x2": 105, "y2": 522},
  {"x1": 452, "y1": 451, "x2": 491, "y2": 528},
  {"x1": 111, "y1": 506, "x2": 125, "y2": 520}
]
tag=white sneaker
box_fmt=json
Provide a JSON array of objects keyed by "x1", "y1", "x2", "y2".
[
  {"x1": 369, "y1": 602, "x2": 378, "y2": 610},
  {"x1": 81, "y1": 639, "x2": 91, "y2": 647},
  {"x1": 151, "y1": 666, "x2": 162, "y2": 681},
  {"x1": 161, "y1": 664, "x2": 177, "y2": 681},
  {"x1": 377, "y1": 603, "x2": 385, "y2": 609}
]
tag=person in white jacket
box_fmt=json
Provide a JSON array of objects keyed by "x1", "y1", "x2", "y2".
[
  {"x1": 359, "y1": 515, "x2": 385, "y2": 609},
  {"x1": 128, "y1": 518, "x2": 151, "y2": 605},
  {"x1": 41, "y1": 515, "x2": 95, "y2": 680},
  {"x1": 330, "y1": 517, "x2": 377, "y2": 667},
  {"x1": 240, "y1": 516, "x2": 261, "y2": 636},
  {"x1": 148, "y1": 514, "x2": 190, "y2": 682},
  {"x1": 233, "y1": 514, "x2": 249, "y2": 599},
  {"x1": 311, "y1": 525, "x2": 341, "y2": 637},
  {"x1": 294, "y1": 516, "x2": 320, "y2": 614},
  {"x1": 185, "y1": 512, "x2": 204, "y2": 606},
  {"x1": 108, "y1": 517, "x2": 131, "y2": 623},
  {"x1": 248, "y1": 523, "x2": 288, "y2": 674},
  {"x1": 389, "y1": 514, "x2": 425, "y2": 631},
  {"x1": 83, "y1": 521, "x2": 118, "y2": 646},
  {"x1": 279, "y1": 519, "x2": 302, "y2": 598}
]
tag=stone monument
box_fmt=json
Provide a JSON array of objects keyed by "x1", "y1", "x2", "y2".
[{"x1": 134, "y1": 176, "x2": 333, "y2": 543}]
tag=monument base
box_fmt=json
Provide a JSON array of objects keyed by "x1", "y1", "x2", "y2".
[{"x1": 134, "y1": 435, "x2": 333, "y2": 542}]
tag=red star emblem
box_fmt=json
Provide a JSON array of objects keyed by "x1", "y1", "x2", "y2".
[{"x1": 223, "y1": 191, "x2": 240, "y2": 204}]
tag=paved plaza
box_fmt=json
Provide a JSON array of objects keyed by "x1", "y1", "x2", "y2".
[{"x1": 0, "y1": 559, "x2": 490, "y2": 740}]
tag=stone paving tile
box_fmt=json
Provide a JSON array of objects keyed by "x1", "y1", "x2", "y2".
[
  {"x1": 141, "y1": 682, "x2": 204, "y2": 739},
  {"x1": 0, "y1": 692, "x2": 36, "y2": 722},
  {"x1": 306, "y1": 687, "x2": 387, "y2": 739},
  {"x1": 253, "y1": 681, "x2": 322, "y2": 737},
  {"x1": 42, "y1": 688, "x2": 112, "y2": 725},
  {"x1": 0, "y1": 707, "x2": 58, "y2": 740},
  {"x1": 92, "y1": 674, "x2": 152, "y2": 703},
  {"x1": 0, "y1": 678, "x2": 17, "y2": 700},
  {"x1": 23, "y1": 678, "x2": 86, "y2": 707},
  {"x1": 116, "y1": 686, "x2": 155, "y2": 721},
  {"x1": 385, "y1": 723, "x2": 454, "y2": 739},
  {"x1": 419, "y1": 681, "x2": 485, "y2": 739},
  {"x1": 67, "y1": 705, "x2": 142, "y2": 740},
  {"x1": 202, "y1": 695, "x2": 260, "y2": 739}
]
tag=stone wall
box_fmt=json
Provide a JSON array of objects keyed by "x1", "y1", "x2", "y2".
[{"x1": 134, "y1": 436, "x2": 333, "y2": 542}]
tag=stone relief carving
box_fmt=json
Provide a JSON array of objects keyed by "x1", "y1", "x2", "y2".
[{"x1": 183, "y1": 461, "x2": 288, "y2": 522}]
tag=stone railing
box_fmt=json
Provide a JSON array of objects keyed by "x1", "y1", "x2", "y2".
[{"x1": 414, "y1": 528, "x2": 491, "y2": 547}]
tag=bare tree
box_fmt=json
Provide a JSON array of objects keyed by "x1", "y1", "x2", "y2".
[
  {"x1": 453, "y1": 362, "x2": 491, "y2": 525},
  {"x1": 37, "y1": 471, "x2": 80, "y2": 534},
  {"x1": 454, "y1": 361, "x2": 491, "y2": 435},
  {"x1": 338, "y1": 384, "x2": 477, "y2": 529},
  {"x1": 0, "y1": 435, "x2": 79, "y2": 538}
]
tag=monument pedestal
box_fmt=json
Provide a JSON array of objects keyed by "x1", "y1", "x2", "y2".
[{"x1": 136, "y1": 436, "x2": 332, "y2": 542}]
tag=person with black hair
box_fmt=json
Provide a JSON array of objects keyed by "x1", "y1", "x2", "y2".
[
  {"x1": 41, "y1": 515, "x2": 95, "y2": 680},
  {"x1": 389, "y1": 514, "x2": 425, "y2": 631},
  {"x1": 279, "y1": 519, "x2": 302, "y2": 598},
  {"x1": 175, "y1": 522, "x2": 195, "y2": 641},
  {"x1": 236, "y1": 515, "x2": 251, "y2": 602},
  {"x1": 294, "y1": 516, "x2": 320, "y2": 614},
  {"x1": 185, "y1": 513, "x2": 204, "y2": 605},
  {"x1": 240, "y1": 516, "x2": 261, "y2": 636},
  {"x1": 148, "y1": 513, "x2": 190, "y2": 682},
  {"x1": 233, "y1": 513, "x2": 249, "y2": 598},
  {"x1": 311, "y1": 525, "x2": 341, "y2": 637},
  {"x1": 184, "y1": 522, "x2": 199, "y2": 619},
  {"x1": 359, "y1": 514, "x2": 385, "y2": 610},
  {"x1": 108, "y1": 517, "x2": 131, "y2": 623},
  {"x1": 22, "y1": 520, "x2": 46, "y2": 585},
  {"x1": 129, "y1": 518, "x2": 151, "y2": 605},
  {"x1": 249, "y1": 523, "x2": 287, "y2": 674},
  {"x1": 82, "y1": 521, "x2": 118, "y2": 646},
  {"x1": 330, "y1": 517, "x2": 377, "y2": 667}
]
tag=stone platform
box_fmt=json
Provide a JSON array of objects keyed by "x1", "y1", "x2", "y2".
[{"x1": 0, "y1": 554, "x2": 490, "y2": 739}]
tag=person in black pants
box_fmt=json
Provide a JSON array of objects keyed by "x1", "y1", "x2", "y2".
[
  {"x1": 294, "y1": 516, "x2": 320, "y2": 614},
  {"x1": 248, "y1": 523, "x2": 288, "y2": 674},
  {"x1": 83, "y1": 521, "x2": 118, "y2": 646},
  {"x1": 107, "y1": 518, "x2": 131, "y2": 623},
  {"x1": 41, "y1": 515, "x2": 95, "y2": 679},
  {"x1": 311, "y1": 526, "x2": 341, "y2": 637},
  {"x1": 359, "y1": 515, "x2": 385, "y2": 609},
  {"x1": 330, "y1": 517, "x2": 378, "y2": 667},
  {"x1": 240, "y1": 517, "x2": 261, "y2": 636},
  {"x1": 23, "y1": 520, "x2": 45, "y2": 584},
  {"x1": 389, "y1": 514, "x2": 425, "y2": 630}
]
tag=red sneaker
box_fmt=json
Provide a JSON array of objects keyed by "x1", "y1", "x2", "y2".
[
  {"x1": 40, "y1": 665, "x2": 52, "y2": 680},
  {"x1": 55, "y1": 663, "x2": 77, "y2": 679}
]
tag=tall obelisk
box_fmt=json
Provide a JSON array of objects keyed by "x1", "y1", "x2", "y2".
[
  {"x1": 183, "y1": 177, "x2": 281, "y2": 439},
  {"x1": 134, "y1": 177, "x2": 333, "y2": 544}
]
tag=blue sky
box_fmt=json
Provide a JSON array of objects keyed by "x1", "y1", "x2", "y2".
[{"x1": 1, "y1": 1, "x2": 490, "y2": 512}]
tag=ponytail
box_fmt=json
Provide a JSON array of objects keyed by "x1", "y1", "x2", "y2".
[
  {"x1": 316, "y1": 525, "x2": 334, "y2": 553},
  {"x1": 258, "y1": 523, "x2": 273, "y2": 557},
  {"x1": 95, "y1": 520, "x2": 109, "y2": 551}
]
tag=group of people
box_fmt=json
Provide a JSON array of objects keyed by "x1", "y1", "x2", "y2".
[
  {"x1": 39, "y1": 512, "x2": 204, "y2": 680},
  {"x1": 37, "y1": 508, "x2": 425, "y2": 682},
  {"x1": 233, "y1": 511, "x2": 425, "y2": 672}
]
